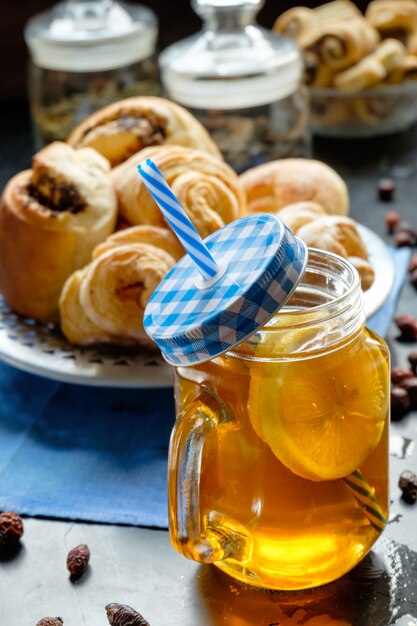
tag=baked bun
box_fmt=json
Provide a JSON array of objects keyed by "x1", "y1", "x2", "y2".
[
  {"x1": 0, "y1": 142, "x2": 117, "y2": 322},
  {"x1": 60, "y1": 229, "x2": 180, "y2": 346},
  {"x1": 112, "y1": 145, "x2": 246, "y2": 238},
  {"x1": 67, "y1": 96, "x2": 221, "y2": 167},
  {"x1": 240, "y1": 159, "x2": 349, "y2": 216}
]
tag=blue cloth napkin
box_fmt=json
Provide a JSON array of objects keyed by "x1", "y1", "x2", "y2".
[{"x1": 0, "y1": 247, "x2": 411, "y2": 528}]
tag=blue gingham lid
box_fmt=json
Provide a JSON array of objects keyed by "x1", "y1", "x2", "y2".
[{"x1": 144, "y1": 213, "x2": 307, "y2": 366}]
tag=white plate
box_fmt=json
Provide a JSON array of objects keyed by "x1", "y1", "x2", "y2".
[
  {"x1": 0, "y1": 225, "x2": 393, "y2": 388},
  {"x1": 359, "y1": 224, "x2": 395, "y2": 319}
]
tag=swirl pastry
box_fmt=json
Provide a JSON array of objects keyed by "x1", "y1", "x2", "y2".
[
  {"x1": 93, "y1": 225, "x2": 184, "y2": 261},
  {"x1": 112, "y1": 145, "x2": 245, "y2": 238},
  {"x1": 67, "y1": 96, "x2": 221, "y2": 167},
  {"x1": 273, "y1": 1, "x2": 360, "y2": 41},
  {"x1": 0, "y1": 142, "x2": 117, "y2": 322},
  {"x1": 299, "y1": 17, "x2": 379, "y2": 71},
  {"x1": 60, "y1": 241, "x2": 177, "y2": 346},
  {"x1": 387, "y1": 55, "x2": 417, "y2": 84},
  {"x1": 296, "y1": 216, "x2": 374, "y2": 290},
  {"x1": 240, "y1": 159, "x2": 349, "y2": 217},
  {"x1": 334, "y1": 39, "x2": 406, "y2": 91},
  {"x1": 365, "y1": 0, "x2": 417, "y2": 42},
  {"x1": 276, "y1": 202, "x2": 327, "y2": 231}
]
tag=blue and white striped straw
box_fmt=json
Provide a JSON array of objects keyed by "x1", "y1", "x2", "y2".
[{"x1": 137, "y1": 158, "x2": 220, "y2": 281}]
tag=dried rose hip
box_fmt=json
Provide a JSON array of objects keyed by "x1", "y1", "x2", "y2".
[
  {"x1": 410, "y1": 268, "x2": 417, "y2": 289},
  {"x1": 377, "y1": 178, "x2": 396, "y2": 201},
  {"x1": 409, "y1": 254, "x2": 417, "y2": 274},
  {"x1": 408, "y1": 351, "x2": 417, "y2": 374},
  {"x1": 36, "y1": 619, "x2": 63, "y2": 626},
  {"x1": 384, "y1": 210, "x2": 400, "y2": 233},
  {"x1": 395, "y1": 314, "x2": 417, "y2": 341},
  {"x1": 391, "y1": 366, "x2": 414, "y2": 385},
  {"x1": 0, "y1": 511, "x2": 24, "y2": 547},
  {"x1": 391, "y1": 386, "x2": 411, "y2": 421},
  {"x1": 106, "y1": 603, "x2": 150, "y2": 626},
  {"x1": 66, "y1": 544, "x2": 90, "y2": 579},
  {"x1": 394, "y1": 231, "x2": 414, "y2": 248},
  {"x1": 399, "y1": 470, "x2": 417, "y2": 504},
  {"x1": 401, "y1": 377, "x2": 417, "y2": 410}
]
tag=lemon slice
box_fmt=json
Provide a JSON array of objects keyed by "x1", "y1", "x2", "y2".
[{"x1": 248, "y1": 332, "x2": 388, "y2": 481}]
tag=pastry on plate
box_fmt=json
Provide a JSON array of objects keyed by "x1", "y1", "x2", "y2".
[
  {"x1": 60, "y1": 242, "x2": 176, "y2": 346},
  {"x1": 112, "y1": 145, "x2": 246, "y2": 238},
  {"x1": 0, "y1": 142, "x2": 117, "y2": 322},
  {"x1": 240, "y1": 159, "x2": 349, "y2": 216},
  {"x1": 67, "y1": 96, "x2": 221, "y2": 167}
]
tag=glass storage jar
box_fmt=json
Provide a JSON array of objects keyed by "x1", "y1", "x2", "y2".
[
  {"x1": 25, "y1": 0, "x2": 160, "y2": 147},
  {"x1": 170, "y1": 249, "x2": 389, "y2": 590},
  {"x1": 159, "y1": 0, "x2": 309, "y2": 172}
]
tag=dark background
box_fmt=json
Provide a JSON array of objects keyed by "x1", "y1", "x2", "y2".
[{"x1": 4, "y1": 0, "x2": 371, "y2": 103}]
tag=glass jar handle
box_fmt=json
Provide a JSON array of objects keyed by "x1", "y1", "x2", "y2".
[{"x1": 169, "y1": 386, "x2": 238, "y2": 564}]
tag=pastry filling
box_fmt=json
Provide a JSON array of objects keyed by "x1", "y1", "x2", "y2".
[
  {"x1": 80, "y1": 111, "x2": 167, "y2": 163},
  {"x1": 28, "y1": 173, "x2": 86, "y2": 214}
]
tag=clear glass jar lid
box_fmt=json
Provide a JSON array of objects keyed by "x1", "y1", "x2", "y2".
[
  {"x1": 24, "y1": 0, "x2": 158, "y2": 72},
  {"x1": 159, "y1": 0, "x2": 303, "y2": 109}
]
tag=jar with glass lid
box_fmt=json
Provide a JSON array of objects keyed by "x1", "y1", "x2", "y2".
[
  {"x1": 24, "y1": 0, "x2": 160, "y2": 147},
  {"x1": 159, "y1": 0, "x2": 309, "y2": 172}
]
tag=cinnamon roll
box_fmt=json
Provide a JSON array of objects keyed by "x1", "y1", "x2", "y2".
[
  {"x1": 273, "y1": 1, "x2": 360, "y2": 41},
  {"x1": 299, "y1": 18, "x2": 379, "y2": 71},
  {"x1": 386, "y1": 55, "x2": 417, "y2": 83},
  {"x1": 67, "y1": 96, "x2": 221, "y2": 167},
  {"x1": 112, "y1": 145, "x2": 245, "y2": 238},
  {"x1": 365, "y1": 0, "x2": 417, "y2": 43},
  {"x1": 60, "y1": 244, "x2": 176, "y2": 346},
  {"x1": 0, "y1": 142, "x2": 117, "y2": 322},
  {"x1": 93, "y1": 225, "x2": 184, "y2": 261},
  {"x1": 240, "y1": 159, "x2": 349, "y2": 217}
]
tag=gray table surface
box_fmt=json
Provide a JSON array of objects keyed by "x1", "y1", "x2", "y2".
[{"x1": 0, "y1": 106, "x2": 417, "y2": 625}]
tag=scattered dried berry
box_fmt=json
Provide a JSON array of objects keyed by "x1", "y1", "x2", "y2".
[
  {"x1": 66, "y1": 544, "x2": 90, "y2": 579},
  {"x1": 106, "y1": 603, "x2": 150, "y2": 626},
  {"x1": 402, "y1": 377, "x2": 417, "y2": 410},
  {"x1": 408, "y1": 351, "x2": 417, "y2": 374},
  {"x1": 384, "y1": 210, "x2": 400, "y2": 234},
  {"x1": 391, "y1": 386, "x2": 411, "y2": 421},
  {"x1": 395, "y1": 314, "x2": 417, "y2": 341},
  {"x1": 409, "y1": 254, "x2": 417, "y2": 274},
  {"x1": 399, "y1": 469, "x2": 417, "y2": 504},
  {"x1": 410, "y1": 268, "x2": 417, "y2": 289},
  {"x1": 377, "y1": 178, "x2": 396, "y2": 201},
  {"x1": 393, "y1": 230, "x2": 414, "y2": 248},
  {"x1": 0, "y1": 511, "x2": 24, "y2": 547},
  {"x1": 36, "y1": 619, "x2": 63, "y2": 626},
  {"x1": 391, "y1": 366, "x2": 414, "y2": 385}
]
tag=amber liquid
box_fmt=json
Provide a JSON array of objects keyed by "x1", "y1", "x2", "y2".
[{"x1": 171, "y1": 328, "x2": 389, "y2": 590}]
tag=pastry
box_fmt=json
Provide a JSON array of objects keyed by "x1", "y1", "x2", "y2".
[
  {"x1": 299, "y1": 17, "x2": 379, "y2": 72},
  {"x1": 304, "y1": 52, "x2": 336, "y2": 87},
  {"x1": 296, "y1": 216, "x2": 373, "y2": 290},
  {"x1": 0, "y1": 142, "x2": 117, "y2": 322},
  {"x1": 349, "y1": 256, "x2": 375, "y2": 291},
  {"x1": 386, "y1": 55, "x2": 417, "y2": 83},
  {"x1": 240, "y1": 159, "x2": 349, "y2": 216},
  {"x1": 274, "y1": 201, "x2": 327, "y2": 232},
  {"x1": 365, "y1": 0, "x2": 417, "y2": 42},
  {"x1": 273, "y1": 1, "x2": 360, "y2": 41},
  {"x1": 334, "y1": 56, "x2": 386, "y2": 91},
  {"x1": 296, "y1": 216, "x2": 368, "y2": 259},
  {"x1": 60, "y1": 244, "x2": 176, "y2": 346},
  {"x1": 111, "y1": 145, "x2": 245, "y2": 238},
  {"x1": 67, "y1": 96, "x2": 221, "y2": 167},
  {"x1": 93, "y1": 225, "x2": 184, "y2": 261},
  {"x1": 273, "y1": 7, "x2": 316, "y2": 40}
]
